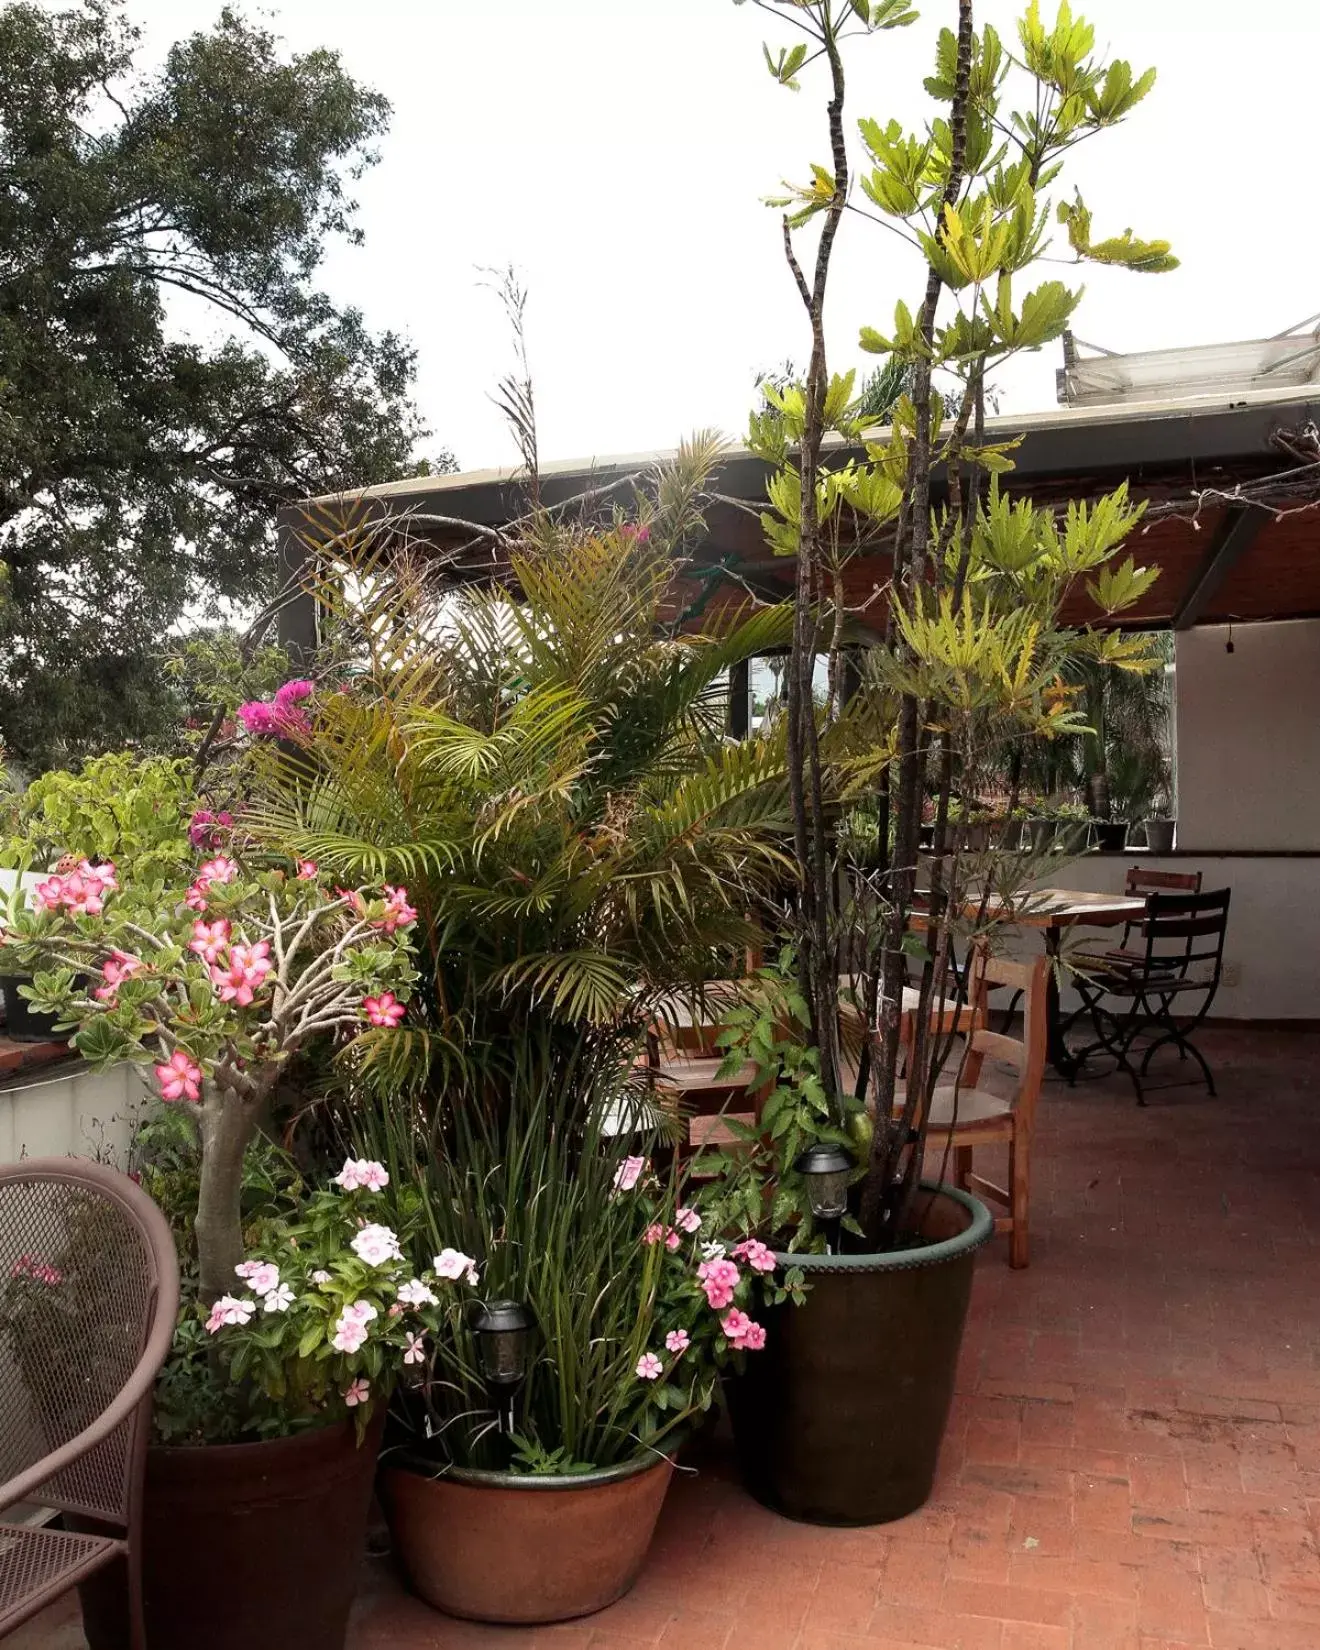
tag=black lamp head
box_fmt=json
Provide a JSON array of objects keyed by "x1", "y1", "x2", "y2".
[
  {"x1": 471, "y1": 1298, "x2": 536, "y2": 1389},
  {"x1": 792, "y1": 1142, "x2": 855, "y2": 1222}
]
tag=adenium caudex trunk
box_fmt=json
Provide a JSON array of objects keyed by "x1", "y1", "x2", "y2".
[{"x1": 195, "y1": 1083, "x2": 260, "y2": 1304}]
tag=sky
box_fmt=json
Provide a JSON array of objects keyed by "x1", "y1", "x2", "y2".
[{"x1": 120, "y1": 0, "x2": 1320, "y2": 476}]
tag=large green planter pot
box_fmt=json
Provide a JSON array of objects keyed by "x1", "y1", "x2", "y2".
[
  {"x1": 80, "y1": 1413, "x2": 384, "y2": 1650},
  {"x1": 727, "y1": 1182, "x2": 992, "y2": 1527},
  {"x1": 381, "y1": 1450, "x2": 674, "y2": 1625}
]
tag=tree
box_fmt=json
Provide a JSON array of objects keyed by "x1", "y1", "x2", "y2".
[{"x1": 0, "y1": 0, "x2": 444, "y2": 771}]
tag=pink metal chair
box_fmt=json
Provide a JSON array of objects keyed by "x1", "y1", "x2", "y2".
[{"x1": 0, "y1": 1158, "x2": 179, "y2": 1647}]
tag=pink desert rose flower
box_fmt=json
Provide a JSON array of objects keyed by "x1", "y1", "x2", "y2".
[
  {"x1": 664, "y1": 1329, "x2": 690, "y2": 1355},
  {"x1": 696, "y1": 1257, "x2": 740, "y2": 1310},
  {"x1": 433, "y1": 1248, "x2": 479, "y2": 1286},
  {"x1": 636, "y1": 1353, "x2": 664, "y2": 1381},
  {"x1": 155, "y1": 1050, "x2": 203, "y2": 1103},
  {"x1": 612, "y1": 1155, "x2": 646, "y2": 1194},
  {"x1": 343, "y1": 1378, "x2": 372, "y2": 1408},
  {"x1": 403, "y1": 1331, "x2": 426, "y2": 1366},
  {"x1": 350, "y1": 1225, "x2": 402, "y2": 1266},
  {"x1": 94, "y1": 949, "x2": 142, "y2": 1002},
  {"x1": 197, "y1": 856, "x2": 238, "y2": 886},
  {"x1": 363, "y1": 992, "x2": 406, "y2": 1028},
  {"x1": 295, "y1": 859, "x2": 319, "y2": 880},
  {"x1": 188, "y1": 810, "x2": 234, "y2": 851},
  {"x1": 732, "y1": 1239, "x2": 777, "y2": 1275},
  {"x1": 397, "y1": 1279, "x2": 439, "y2": 1308},
  {"x1": 210, "y1": 939, "x2": 273, "y2": 1007},
  {"x1": 674, "y1": 1207, "x2": 702, "y2": 1234},
  {"x1": 33, "y1": 861, "x2": 117, "y2": 917},
  {"x1": 375, "y1": 886, "x2": 418, "y2": 933},
  {"x1": 205, "y1": 1295, "x2": 255, "y2": 1333},
  {"x1": 188, "y1": 918, "x2": 231, "y2": 964}
]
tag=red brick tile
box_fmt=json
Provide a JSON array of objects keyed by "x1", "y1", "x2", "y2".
[
  {"x1": 866, "y1": 1606, "x2": 1004, "y2": 1649},
  {"x1": 1206, "y1": 1617, "x2": 1320, "y2": 1650},
  {"x1": 940, "y1": 1579, "x2": 1073, "y2": 1626},
  {"x1": 1129, "y1": 1456, "x2": 1190, "y2": 1512},
  {"x1": 1137, "y1": 1567, "x2": 1209, "y2": 1640}
]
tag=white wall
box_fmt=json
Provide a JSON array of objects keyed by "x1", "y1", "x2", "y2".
[
  {"x1": 1039, "y1": 854, "x2": 1318, "y2": 1022},
  {"x1": 0, "y1": 1061, "x2": 149, "y2": 1168},
  {"x1": 1175, "y1": 620, "x2": 1320, "y2": 852}
]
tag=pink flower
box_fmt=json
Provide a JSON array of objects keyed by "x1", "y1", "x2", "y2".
[
  {"x1": 94, "y1": 949, "x2": 142, "y2": 1002},
  {"x1": 665, "y1": 1229, "x2": 681, "y2": 1252},
  {"x1": 155, "y1": 1050, "x2": 203, "y2": 1103},
  {"x1": 397, "y1": 1279, "x2": 438, "y2": 1308},
  {"x1": 197, "y1": 856, "x2": 238, "y2": 886},
  {"x1": 612, "y1": 1155, "x2": 646, "y2": 1193},
  {"x1": 343, "y1": 1378, "x2": 372, "y2": 1408},
  {"x1": 32, "y1": 875, "x2": 66, "y2": 913},
  {"x1": 188, "y1": 918, "x2": 231, "y2": 964},
  {"x1": 403, "y1": 1331, "x2": 426, "y2": 1366},
  {"x1": 696, "y1": 1257, "x2": 740, "y2": 1310},
  {"x1": 332, "y1": 1305, "x2": 374, "y2": 1353},
  {"x1": 295, "y1": 859, "x2": 318, "y2": 880},
  {"x1": 210, "y1": 939, "x2": 273, "y2": 1007},
  {"x1": 184, "y1": 882, "x2": 209, "y2": 912},
  {"x1": 732, "y1": 1239, "x2": 777, "y2": 1275},
  {"x1": 342, "y1": 1300, "x2": 379, "y2": 1325},
  {"x1": 262, "y1": 1283, "x2": 294, "y2": 1313},
  {"x1": 363, "y1": 992, "x2": 405, "y2": 1028},
  {"x1": 188, "y1": 811, "x2": 234, "y2": 851},
  {"x1": 311, "y1": 1270, "x2": 332, "y2": 1285},
  {"x1": 237, "y1": 700, "x2": 278, "y2": 735},
  {"x1": 33, "y1": 861, "x2": 117, "y2": 917},
  {"x1": 373, "y1": 885, "x2": 418, "y2": 933},
  {"x1": 333, "y1": 1157, "x2": 389, "y2": 1192},
  {"x1": 204, "y1": 1295, "x2": 255, "y2": 1334},
  {"x1": 636, "y1": 1352, "x2": 664, "y2": 1381},
  {"x1": 674, "y1": 1207, "x2": 702, "y2": 1234},
  {"x1": 643, "y1": 1223, "x2": 666, "y2": 1246},
  {"x1": 351, "y1": 1225, "x2": 402, "y2": 1266},
  {"x1": 276, "y1": 679, "x2": 314, "y2": 709},
  {"x1": 433, "y1": 1248, "x2": 479, "y2": 1285},
  {"x1": 244, "y1": 1262, "x2": 280, "y2": 1296},
  {"x1": 721, "y1": 1309, "x2": 766, "y2": 1350},
  {"x1": 665, "y1": 1329, "x2": 690, "y2": 1355}
]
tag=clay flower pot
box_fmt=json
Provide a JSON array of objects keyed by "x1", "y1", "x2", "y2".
[{"x1": 381, "y1": 1451, "x2": 674, "y2": 1624}]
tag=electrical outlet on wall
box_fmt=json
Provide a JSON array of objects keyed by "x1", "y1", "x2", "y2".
[{"x1": 1221, "y1": 961, "x2": 1241, "y2": 988}]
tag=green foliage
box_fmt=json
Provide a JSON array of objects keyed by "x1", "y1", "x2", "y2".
[
  {"x1": 0, "y1": 1, "x2": 441, "y2": 770},
  {"x1": 0, "y1": 751, "x2": 195, "y2": 879},
  {"x1": 249, "y1": 443, "x2": 794, "y2": 1104}
]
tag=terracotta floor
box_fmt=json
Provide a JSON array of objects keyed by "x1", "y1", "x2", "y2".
[{"x1": 13, "y1": 1028, "x2": 1320, "y2": 1650}]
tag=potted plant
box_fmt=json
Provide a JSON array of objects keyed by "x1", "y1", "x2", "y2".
[
  {"x1": 0, "y1": 843, "x2": 421, "y2": 1650},
  {"x1": 1053, "y1": 801, "x2": 1094, "y2": 856},
  {"x1": 1142, "y1": 812, "x2": 1175, "y2": 854},
  {"x1": 722, "y1": 0, "x2": 1171, "y2": 1524}
]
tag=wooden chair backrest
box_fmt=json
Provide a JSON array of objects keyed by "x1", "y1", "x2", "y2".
[
  {"x1": 1124, "y1": 865, "x2": 1201, "y2": 896},
  {"x1": 960, "y1": 946, "x2": 1050, "y2": 1128}
]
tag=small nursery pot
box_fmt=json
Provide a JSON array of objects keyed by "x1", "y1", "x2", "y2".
[
  {"x1": 1143, "y1": 817, "x2": 1175, "y2": 854},
  {"x1": 381, "y1": 1450, "x2": 674, "y2": 1624},
  {"x1": 80, "y1": 1414, "x2": 384, "y2": 1650},
  {"x1": 727, "y1": 1183, "x2": 992, "y2": 1526},
  {"x1": 0, "y1": 975, "x2": 63, "y2": 1043},
  {"x1": 1094, "y1": 821, "x2": 1128, "y2": 852}
]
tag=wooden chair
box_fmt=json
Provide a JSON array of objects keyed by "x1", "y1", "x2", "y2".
[
  {"x1": 644, "y1": 983, "x2": 767, "y2": 1156},
  {"x1": 1073, "y1": 865, "x2": 1202, "y2": 972},
  {"x1": 0, "y1": 1159, "x2": 180, "y2": 1648},
  {"x1": 904, "y1": 947, "x2": 1049, "y2": 1269}
]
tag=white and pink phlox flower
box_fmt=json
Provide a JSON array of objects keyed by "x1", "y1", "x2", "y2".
[
  {"x1": 403, "y1": 1331, "x2": 426, "y2": 1366},
  {"x1": 720, "y1": 1309, "x2": 766, "y2": 1351},
  {"x1": 696, "y1": 1257, "x2": 740, "y2": 1310},
  {"x1": 635, "y1": 1352, "x2": 664, "y2": 1381},
  {"x1": 188, "y1": 918, "x2": 231, "y2": 964},
  {"x1": 674, "y1": 1207, "x2": 702, "y2": 1235},
  {"x1": 155, "y1": 1050, "x2": 203, "y2": 1103},
  {"x1": 243, "y1": 1262, "x2": 280, "y2": 1296},
  {"x1": 262, "y1": 1283, "x2": 294, "y2": 1313},
  {"x1": 205, "y1": 1295, "x2": 255, "y2": 1334},
  {"x1": 311, "y1": 1270, "x2": 332, "y2": 1285},
  {"x1": 432, "y1": 1248, "x2": 479, "y2": 1286},
  {"x1": 664, "y1": 1329, "x2": 690, "y2": 1355},
  {"x1": 612, "y1": 1155, "x2": 646, "y2": 1194},
  {"x1": 731, "y1": 1239, "x2": 776, "y2": 1275},
  {"x1": 343, "y1": 1377, "x2": 372, "y2": 1408},
  {"x1": 331, "y1": 1314, "x2": 370, "y2": 1354},
  {"x1": 397, "y1": 1279, "x2": 439, "y2": 1308},
  {"x1": 333, "y1": 1158, "x2": 389, "y2": 1192},
  {"x1": 350, "y1": 1225, "x2": 402, "y2": 1266}
]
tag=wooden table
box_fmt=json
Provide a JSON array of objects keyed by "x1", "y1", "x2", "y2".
[{"x1": 985, "y1": 888, "x2": 1146, "y2": 1076}]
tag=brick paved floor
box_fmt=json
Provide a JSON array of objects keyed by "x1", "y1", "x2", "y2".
[{"x1": 12, "y1": 1028, "x2": 1320, "y2": 1650}]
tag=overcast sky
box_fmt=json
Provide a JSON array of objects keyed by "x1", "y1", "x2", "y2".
[{"x1": 123, "y1": 0, "x2": 1318, "y2": 475}]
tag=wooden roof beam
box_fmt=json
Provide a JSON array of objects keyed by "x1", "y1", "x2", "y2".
[{"x1": 1171, "y1": 502, "x2": 1271, "y2": 630}]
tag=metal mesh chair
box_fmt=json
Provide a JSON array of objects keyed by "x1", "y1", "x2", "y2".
[{"x1": 0, "y1": 1158, "x2": 179, "y2": 1647}]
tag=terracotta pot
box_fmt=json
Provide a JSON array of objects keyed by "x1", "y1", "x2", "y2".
[
  {"x1": 79, "y1": 1413, "x2": 383, "y2": 1650},
  {"x1": 727, "y1": 1183, "x2": 992, "y2": 1526},
  {"x1": 381, "y1": 1450, "x2": 673, "y2": 1624}
]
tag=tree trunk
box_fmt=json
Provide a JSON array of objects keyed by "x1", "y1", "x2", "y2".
[{"x1": 195, "y1": 1086, "x2": 256, "y2": 1304}]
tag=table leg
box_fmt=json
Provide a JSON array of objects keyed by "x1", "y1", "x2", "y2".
[{"x1": 1044, "y1": 928, "x2": 1080, "y2": 1082}]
